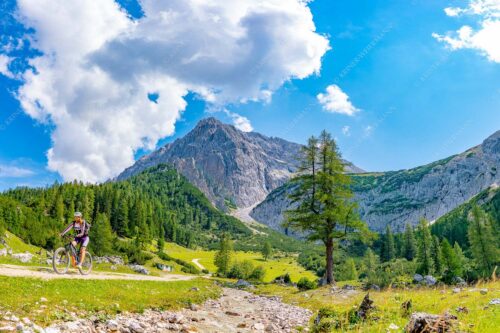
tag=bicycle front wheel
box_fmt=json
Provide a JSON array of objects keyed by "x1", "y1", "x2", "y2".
[
  {"x1": 52, "y1": 247, "x2": 70, "y2": 274},
  {"x1": 78, "y1": 252, "x2": 93, "y2": 275}
]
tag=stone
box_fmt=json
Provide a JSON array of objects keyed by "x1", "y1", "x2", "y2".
[
  {"x1": 0, "y1": 248, "x2": 7, "y2": 256},
  {"x1": 235, "y1": 279, "x2": 252, "y2": 288},
  {"x1": 342, "y1": 284, "x2": 356, "y2": 290},
  {"x1": 405, "y1": 312, "x2": 457, "y2": 333},
  {"x1": 388, "y1": 323, "x2": 399, "y2": 330},
  {"x1": 237, "y1": 323, "x2": 247, "y2": 328},
  {"x1": 12, "y1": 252, "x2": 33, "y2": 263},
  {"x1": 423, "y1": 275, "x2": 437, "y2": 286},
  {"x1": 252, "y1": 323, "x2": 265, "y2": 330},
  {"x1": 128, "y1": 265, "x2": 149, "y2": 275},
  {"x1": 110, "y1": 265, "x2": 117, "y2": 271},
  {"x1": 127, "y1": 321, "x2": 143, "y2": 333},
  {"x1": 452, "y1": 288, "x2": 461, "y2": 294},
  {"x1": 480, "y1": 288, "x2": 488, "y2": 295},
  {"x1": 0, "y1": 325, "x2": 16, "y2": 332},
  {"x1": 489, "y1": 298, "x2": 500, "y2": 305},
  {"x1": 456, "y1": 306, "x2": 469, "y2": 314},
  {"x1": 225, "y1": 311, "x2": 240, "y2": 316},
  {"x1": 40, "y1": 297, "x2": 48, "y2": 303},
  {"x1": 413, "y1": 274, "x2": 424, "y2": 283},
  {"x1": 106, "y1": 319, "x2": 119, "y2": 331},
  {"x1": 190, "y1": 287, "x2": 200, "y2": 291}
]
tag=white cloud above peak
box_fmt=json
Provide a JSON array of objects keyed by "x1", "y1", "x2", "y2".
[
  {"x1": 12, "y1": 0, "x2": 330, "y2": 183},
  {"x1": 317, "y1": 84, "x2": 360, "y2": 116},
  {"x1": 434, "y1": 0, "x2": 500, "y2": 63}
]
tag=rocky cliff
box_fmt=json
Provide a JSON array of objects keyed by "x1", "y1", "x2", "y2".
[
  {"x1": 117, "y1": 117, "x2": 362, "y2": 210},
  {"x1": 251, "y1": 130, "x2": 500, "y2": 232}
]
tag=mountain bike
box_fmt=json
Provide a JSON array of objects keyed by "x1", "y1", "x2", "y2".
[{"x1": 52, "y1": 235, "x2": 93, "y2": 275}]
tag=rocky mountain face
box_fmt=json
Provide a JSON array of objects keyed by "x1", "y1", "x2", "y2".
[
  {"x1": 251, "y1": 130, "x2": 500, "y2": 232},
  {"x1": 117, "y1": 117, "x2": 363, "y2": 211}
]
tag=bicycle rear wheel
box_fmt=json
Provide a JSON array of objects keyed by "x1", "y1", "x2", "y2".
[
  {"x1": 78, "y1": 252, "x2": 93, "y2": 275},
  {"x1": 52, "y1": 247, "x2": 70, "y2": 274}
]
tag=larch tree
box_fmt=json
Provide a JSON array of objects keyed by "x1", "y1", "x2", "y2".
[
  {"x1": 214, "y1": 233, "x2": 233, "y2": 276},
  {"x1": 467, "y1": 205, "x2": 498, "y2": 277},
  {"x1": 285, "y1": 131, "x2": 367, "y2": 285}
]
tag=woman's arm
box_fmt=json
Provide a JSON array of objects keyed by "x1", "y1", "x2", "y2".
[{"x1": 60, "y1": 222, "x2": 73, "y2": 236}]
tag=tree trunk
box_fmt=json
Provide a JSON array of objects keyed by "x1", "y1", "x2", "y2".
[{"x1": 325, "y1": 238, "x2": 335, "y2": 284}]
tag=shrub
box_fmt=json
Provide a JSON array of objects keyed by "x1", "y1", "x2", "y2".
[
  {"x1": 297, "y1": 277, "x2": 317, "y2": 290},
  {"x1": 274, "y1": 272, "x2": 292, "y2": 284},
  {"x1": 157, "y1": 252, "x2": 201, "y2": 274},
  {"x1": 249, "y1": 265, "x2": 266, "y2": 281}
]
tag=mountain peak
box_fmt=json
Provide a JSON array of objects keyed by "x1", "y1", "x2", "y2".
[{"x1": 195, "y1": 117, "x2": 226, "y2": 128}]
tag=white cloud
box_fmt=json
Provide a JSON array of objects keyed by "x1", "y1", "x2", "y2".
[
  {"x1": 0, "y1": 54, "x2": 14, "y2": 78},
  {"x1": 341, "y1": 125, "x2": 350, "y2": 136},
  {"x1": 434, "y1": 0, "x2": 500, "y2": 63},
  {"x1": 225, "y1": 110, "x2": 253, "y2": 132},
  {"x1": 317, "y1": 85, "x2": 360, "y2": 115},
  {"x1": 0, "y1": 165, "x2": 34, "y2": 178},
  {"x1": 13, "y1": 0, "x2": 330, "y2": 183}
]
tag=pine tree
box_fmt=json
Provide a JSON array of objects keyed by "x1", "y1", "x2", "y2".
[
  {"x1": 363, "y1": 248, "x2": 379, "y2": 282},
  {"x1": 417, "y1": 218, "x2": 434, "y2": 275},
  {"x1": 286, "y1": 131, "x2": 366, "y2": 284},
  {"x1": 343, "y1": 258, "x2": 358, "y2": 280},
  {"x1": 453, "y1": 242, "x2": 470, "y2": 276},
  {"x1": 90, "y1": 213, "x2": 114, "y2": 256},
  {"x1": 116, "y1": 199, "x2": 129, "y2": 237},
  {"x1": 467, "y1": 206, "x2": 498, "y2": 277},
  {"x1": 262, "y1": 241, "x2": 273, "y2": 261},
  {"x1": 381, "y1": 225, "x2": 395, "y2": 262},
  {"x1": 440, "y1": 238, "x2": 461, "y2": 282},
  {"x1": 403, "y1": 223, "x2": 418, "y2": 261},
  {"x1": 214, "y1": 234, "x2": 233, "y2": 276},
  {"x1": 431, "y1": 235, "x2": 444, "y2": 275}
]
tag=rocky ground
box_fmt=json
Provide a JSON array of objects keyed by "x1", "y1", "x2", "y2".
[{"x1": 0, "y1": 288, "x2": 312, "y2": 333}]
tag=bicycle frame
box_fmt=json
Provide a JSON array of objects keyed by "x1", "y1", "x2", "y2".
[{"x1": 64, "y1": 239, "x2": 81, "y2": 265}]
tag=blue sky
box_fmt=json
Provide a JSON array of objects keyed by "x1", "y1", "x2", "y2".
[{"x1": 0, "y1": 0, "x2": 499, "y2": 190}]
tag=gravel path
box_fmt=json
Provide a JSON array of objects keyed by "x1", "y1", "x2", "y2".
[
  {"x1": 191, "y1": 258, "x2": 205, "y2": 271},
  {"x1": 19, "y1": 288, "x2": 312, "y2": 333},
  {"x1": 0, "y1": 264, "x2": 194, "y2": 282}
]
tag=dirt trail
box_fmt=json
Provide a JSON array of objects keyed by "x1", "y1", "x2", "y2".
[
  {"x1": 191, "y1": 258, "x2": 205, "y2": 270},
  {"x1": 0, "y1": 264, "x2": 194, "y2": 282},
  {"x1": 41, "y1": 287, "x2": 312, "y2": 333}
]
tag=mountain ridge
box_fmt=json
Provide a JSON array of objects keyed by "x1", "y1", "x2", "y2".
[
  {"x1": 117, "y1": 117, "x2": 364, "y2": 210},
  {"x1": 251, "y1": 130, "x2": 500, "y2": 232}
]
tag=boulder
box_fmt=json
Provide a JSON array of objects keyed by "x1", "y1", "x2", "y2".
[
  {"x1": 405, "y1": 312, "x2": 457, "y2": 333},
  {"x1": 128, "y1": 265, "x2": 149, "y2": 275},
  {"x1": 423, "y1": 275, "x2": 437, "y2": 286},
  {"x1": 0, "y1": 248, "x2": 7, "y2": 256},
  {"x1": 451, "y1": 276, "x2": 466, "y2": 287},
  {"x1": 413, "y1": 274, "x2": 424, "y2": 283},
  {"x1": 235, "y1": 279, "x2": 252, "y2": 288},
  {"x1": 342, "y1": 284, "x2": 356, "y2": 290},
  {"x1": 12, "y1": 252, "x2": 33, "y2": 263},
  {"x1": 489, "y1": 298, "x2": 500, "y2": 305}
]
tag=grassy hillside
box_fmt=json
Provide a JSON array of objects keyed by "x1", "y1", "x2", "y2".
[{"x1": 163, "y1": 242, "x2": 317, "y2": 282}]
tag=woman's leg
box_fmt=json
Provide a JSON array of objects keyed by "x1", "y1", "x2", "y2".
[{"x1": 79, "y1": 236, "x2": 89, "y2": 264}]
